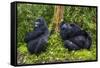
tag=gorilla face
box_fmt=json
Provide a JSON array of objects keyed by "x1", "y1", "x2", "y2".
[
  {"x1": 60, "y1": 22, "x2": 71, "y2": 40},
  {"x1": 61, "y1": 23, "x2": 71, "y2": 30},
  {"x1": 35, "y1": 21, "x2": 40, "y2": 27}
]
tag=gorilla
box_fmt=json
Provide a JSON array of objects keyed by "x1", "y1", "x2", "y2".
[
  {"x1": 24, "y1": 17, "x2": 49, "y2": 54},
  {"x1": 60, "y1": 21, "x2": 92, "y2": 50}
]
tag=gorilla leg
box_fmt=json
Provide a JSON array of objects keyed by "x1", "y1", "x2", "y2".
[
  {"x1": 27, "y1": 39, "x2": 38, "y2": 54},
  {"x1": 27, "y1": 38, "x2": 47, "y2": 54},
  {"x1": 69, "y1": 31, "x2": 92, "y2": 49},
  {"x1": 69, "y1": 35, "x2": 86, "y2": 48},
  {"x1": 68, "y1": 35, "x2": 92, "y2": 50},
  {"x1": 64, "y1": 40, "x2": 80, "y2": 50}
]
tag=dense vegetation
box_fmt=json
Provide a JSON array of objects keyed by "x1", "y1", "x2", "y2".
[{"x1": 17, "y1": 3, "x2": 97, "y2": 64}]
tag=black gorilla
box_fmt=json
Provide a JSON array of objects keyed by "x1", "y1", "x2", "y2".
[
  {"x1": 24, "y1": 17, "x2": 49, "y2": 54},
  {"x1": 60, "y1": 21, "x2": 81, "y2": 40},
  {"x1": 60, "y1": 21, "x2": 92, "y2": 50}
]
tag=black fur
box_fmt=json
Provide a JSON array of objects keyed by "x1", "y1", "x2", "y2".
[
  {"x1": 24, "y1": 17, "x2": 49, "y2": 54},
  {"x1": 60, "y1": 21, "x2": 92, "y2": 50}
]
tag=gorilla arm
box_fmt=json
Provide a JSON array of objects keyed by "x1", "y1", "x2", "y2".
[
  {"x1": 64, "y1": 40, "x2": 80, "y2": 50},
  {"x1": 24, "y1": 30, "x2": 44, "y2": 43}
]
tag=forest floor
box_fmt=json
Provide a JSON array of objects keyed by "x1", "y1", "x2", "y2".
[{"x1": 17, "y1": 32, "x2": 96, "y2": 65}]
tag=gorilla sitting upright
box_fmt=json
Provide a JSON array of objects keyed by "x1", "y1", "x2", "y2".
[
  {"x1": 24, "y1": 17, "x2": 49, "y2": 54},
  {"x1": 60, "y1": 21, "x2": 92, "y2": 50}
]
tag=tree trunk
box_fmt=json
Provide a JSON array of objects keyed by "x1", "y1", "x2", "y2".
[{"x1": 53, "y1": 6, "x2": 64, "y2": 32}]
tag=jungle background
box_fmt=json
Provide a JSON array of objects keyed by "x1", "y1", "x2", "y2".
[{"x1": 17, "y1": 3, "x2": 97, "y2": 65}]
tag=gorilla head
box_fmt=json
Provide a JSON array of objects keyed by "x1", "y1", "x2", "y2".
[
  {"x1": 34, "y1": 17, "x2": 48, "y2": 31},
  {"x1": 24, "y1": 17, "x2": 49, "y2": 43}
]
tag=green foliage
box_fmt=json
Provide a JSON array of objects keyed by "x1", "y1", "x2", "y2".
[
  {"x1": 17, "y1": 3, "x2": 97, "y2": 64},
  {"x1": 17, "y1": 4, "x2": 54, "y2": 42},
  {"x1": 17, "y1": 43, "x2": 28, "y2": 54}
]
